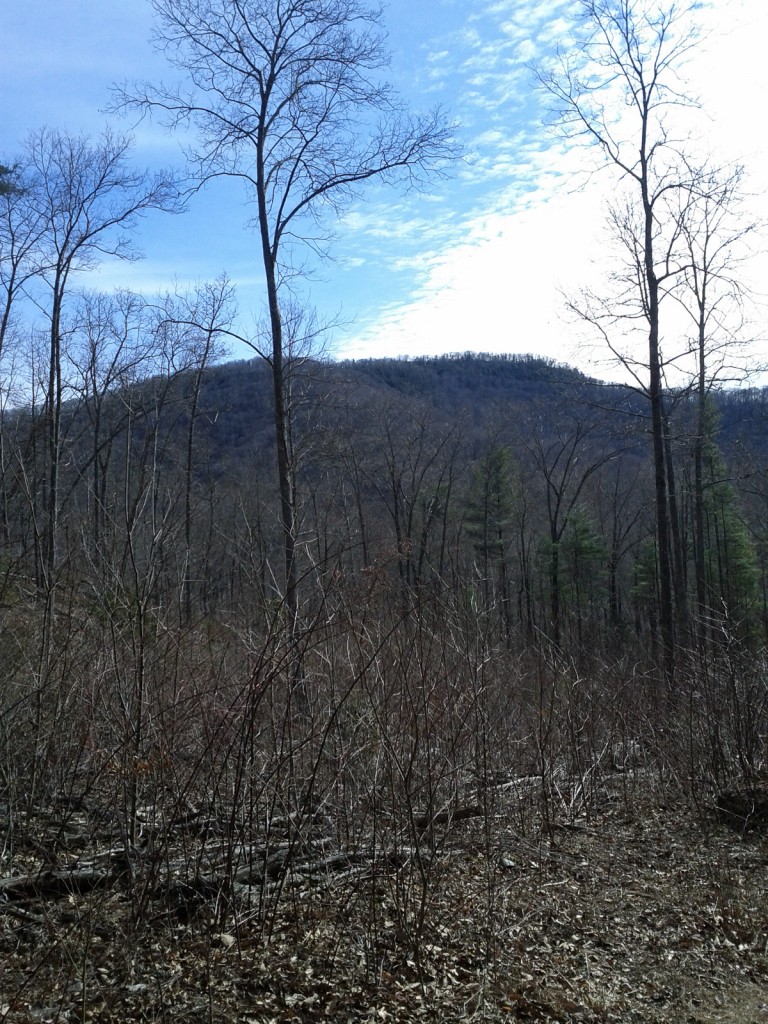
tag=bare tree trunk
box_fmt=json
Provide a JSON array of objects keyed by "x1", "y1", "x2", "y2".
[
  {"x1": 268, "y1": 283, "x2": 299, "y2": 632},
  {"x1": 663, "y1": 408, "x2": 688, "y2": 640},
  {"x1": 694, "y1": 358, "x2": 708, "y2": 651},
  {"x1": 635, "y1": 69, "x2": 677, "y2": 684}
]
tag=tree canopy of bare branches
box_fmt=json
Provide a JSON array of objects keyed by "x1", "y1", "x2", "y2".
[{"x1": 115, "y1": 0, "x2": 455, "y2": 630}]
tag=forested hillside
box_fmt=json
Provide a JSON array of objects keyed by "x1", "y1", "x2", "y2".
[{"x1": 6, "y1": 348, "x2": 765, "y2": 657}]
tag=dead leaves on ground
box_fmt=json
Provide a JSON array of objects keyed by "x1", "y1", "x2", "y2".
[{"x1": 1, "y1": 782, "x2": 767, "y2": 1023}]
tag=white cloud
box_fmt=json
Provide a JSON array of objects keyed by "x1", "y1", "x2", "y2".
[
  {"x1": 335, "y1": 177, "x2": 610, "y2": 366},
  {"x1": 334, "y1": 0, "x2": 768, "y2": 381},
  {"x1": 4, "y1": 0, "x2": 766, "y2": 383}
]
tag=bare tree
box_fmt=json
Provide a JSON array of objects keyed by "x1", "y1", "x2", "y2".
[
  {"x1": 518, "y1": 405, "x2": 619, "y2": 649},
  {"x1": 18, "y1": 127, "x2": 178, "y2": 660},
  {"x1": 670, "y1": 163, "x2": 759, "y2": 645},
  {"x1": 116, "y1": 0, "x2": 455, "y2": 630},
  {"x1": 539, "y1": 0, "x2": 703, "y2": 683},
  {"x1": 0, "y1": 162, "x2": 47, "y2": 367},
  {"x1": 153, "y1": 276, "x2": 234, "y2": 620},
  {"x1": 66, "y1": 289, "x2": 153, "y2": 561}
]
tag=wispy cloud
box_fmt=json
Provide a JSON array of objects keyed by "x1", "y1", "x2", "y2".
[
  {"x1": 4, "y1": 0, "x2": 766, "y2": 380},
  {"x1": 336, "y1": 0, "x2": 768, "y2": 377}
]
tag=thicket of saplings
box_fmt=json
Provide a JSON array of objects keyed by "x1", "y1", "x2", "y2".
[{"x1": 1, "y1": 354, "x2": 765, "y2": 983}]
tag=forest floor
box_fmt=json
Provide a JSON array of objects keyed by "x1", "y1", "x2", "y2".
[{"x1": 1, "y1": 773, "x2": 767, "y2": 1024}]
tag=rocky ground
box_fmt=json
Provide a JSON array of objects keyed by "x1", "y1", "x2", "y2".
[{"x1": 1, "y1": 773, "x2": 767, "y2": 1023}]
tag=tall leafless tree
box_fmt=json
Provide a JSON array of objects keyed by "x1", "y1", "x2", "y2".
[
  {"x1": 17, "y1": 127, "x2": 177, "y2": 661},
  {"x1": 539, "y1": 0, "x2": 703, "y2": 683},
  {"x1": 670, "y1": 163, "x2": 758, "y2": 646},
  {"x1": 154, "y1": 276, "x2": 234, "y2": 620},
  {"x1": 519, "y1": 406, "x2": 619, "y2": 649},
  {"x1": 0, "y1": 163, "x2": 48, "y2": 368},
  {"x1": 66, "y1": 289, "x2": 152, "y2": 561},
  {"x1": 117, "y1": 0, "x2": 455, "y2": 631}
]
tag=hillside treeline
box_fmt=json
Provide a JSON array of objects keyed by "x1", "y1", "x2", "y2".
[{"x1": 3, "y1": 348, "x2": 766, "y2": 661}]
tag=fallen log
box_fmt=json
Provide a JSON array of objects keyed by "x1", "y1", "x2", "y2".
[
  {"x1": 414, "y1": 804, "x2": 485, "y2": 830},
  {"x1": 0, "y1": 867, "x2": 119, "y2": 900}
]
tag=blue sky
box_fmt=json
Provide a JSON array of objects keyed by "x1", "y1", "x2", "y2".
[{"x1": 2, "y1": 0, "x2": 767, "y2": 379}]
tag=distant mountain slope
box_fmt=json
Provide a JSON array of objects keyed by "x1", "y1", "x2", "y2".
[{"x1": 139, "y1": 351, "x2": 764, "y2": 478}]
